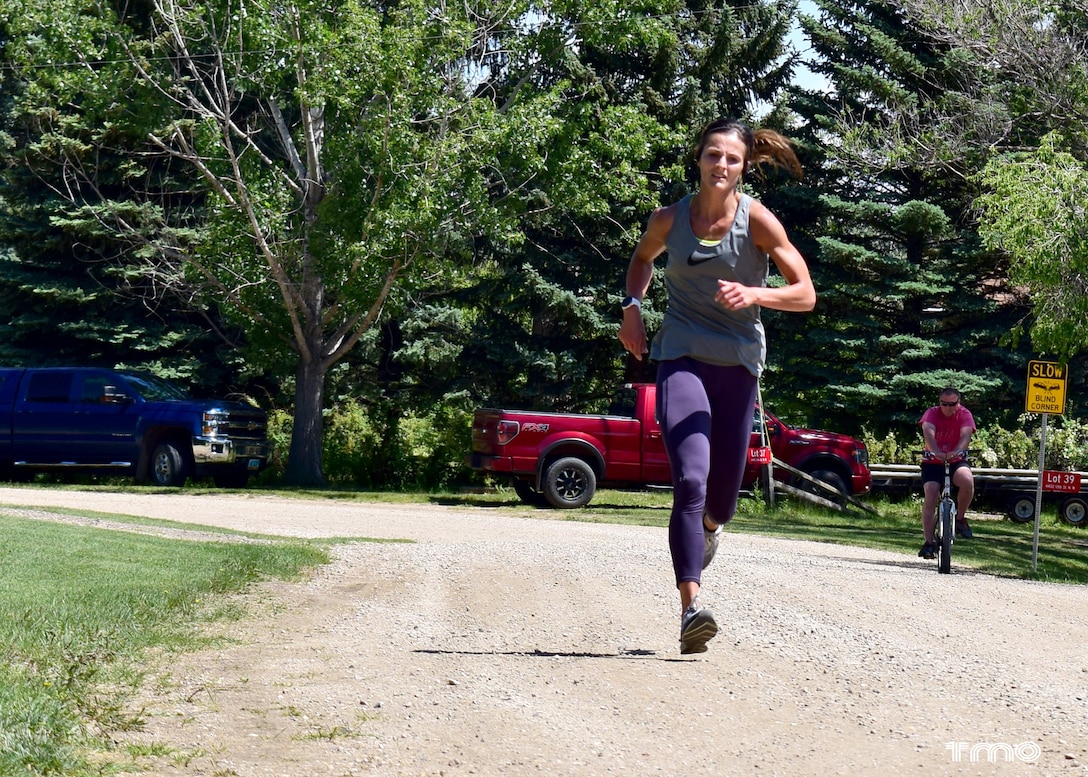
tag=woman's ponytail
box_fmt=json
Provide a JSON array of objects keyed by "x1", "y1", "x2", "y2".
[{"x1": 750, "y1": 128, "x2": 802, "y2": 180}]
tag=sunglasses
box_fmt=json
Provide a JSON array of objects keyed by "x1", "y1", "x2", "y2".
[{"x1": 940, "y1": 400, "x2": 959, "y2": 407}]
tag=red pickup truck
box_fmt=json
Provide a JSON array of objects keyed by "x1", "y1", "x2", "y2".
[{"x1": 469, "y1": 383, "x2": 871, "y2": 509}]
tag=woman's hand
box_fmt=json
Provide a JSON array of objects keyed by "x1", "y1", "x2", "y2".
[
  {"x1": 619, "y1": 309, "x2": 648, "y2": 361},
  {"x1": 716, "y1": 280, "x2": 760, "y2": 310}
]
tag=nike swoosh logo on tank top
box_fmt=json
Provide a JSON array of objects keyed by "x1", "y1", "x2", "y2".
[{"x1": 686, "y1": 246, "x2": 720, "y2": 266}]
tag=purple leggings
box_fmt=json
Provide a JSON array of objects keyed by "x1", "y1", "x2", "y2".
[{"x1": 656, "y1": 358, "x2": 758, "y2": 587}]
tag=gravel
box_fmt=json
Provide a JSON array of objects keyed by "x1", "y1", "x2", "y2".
[{"x1": 3, "y1": 486, "x2": 1087, "y2": 776}]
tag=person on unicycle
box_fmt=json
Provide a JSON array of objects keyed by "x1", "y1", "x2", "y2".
[{"x1": 918, "y1": 387, "x2": 976, "y2": 559}]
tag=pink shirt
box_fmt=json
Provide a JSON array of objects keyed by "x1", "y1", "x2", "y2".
[{"x1": 920, "y1": 405, "x2": 976, "y2": 454}]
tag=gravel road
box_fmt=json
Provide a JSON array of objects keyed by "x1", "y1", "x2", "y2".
[{"x1": 3, "y1": 486, "x2": 1087, "y2": 776}]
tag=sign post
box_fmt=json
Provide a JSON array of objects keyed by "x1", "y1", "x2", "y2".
[{"x1": 1025, "y1": 360, "x2": 1068, "y2": 571}]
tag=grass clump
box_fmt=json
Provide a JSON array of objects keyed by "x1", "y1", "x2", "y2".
[{"x1": 0, "y1": 513, "x2": 329, "y2": 776}]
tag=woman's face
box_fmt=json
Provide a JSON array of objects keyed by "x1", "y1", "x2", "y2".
[{"x1": 697, "y1": 131, "x2": 747, "y2": 193}]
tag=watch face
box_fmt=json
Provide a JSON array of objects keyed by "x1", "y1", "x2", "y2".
[{"x1": 622, "y1": 296, "x2": 640, "y2": 309}]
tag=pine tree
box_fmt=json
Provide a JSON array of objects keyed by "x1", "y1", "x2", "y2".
[
  {"x1": 775, "y1": 0, "x2": 1038, "y2": 437},
  {"x1": 0, "y1": 13, "x2": 239, "y2": 392},
  {"x1": 393, "y1": 0, "x2": 802, "y2": 414}
]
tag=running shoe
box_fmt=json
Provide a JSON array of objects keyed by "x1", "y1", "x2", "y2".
[
  {"x1": 956, "y1": 522, "x2": 973, "y2": 539},
  {"x1": 703, "y1": 520, "x2": 722, "y2": 570},
  {"x1": 918, "y1": 542, "x2": 936, "y2": 559},
  {"x1": 679, "y1": 597, "x2": 718, "y2": 655}
]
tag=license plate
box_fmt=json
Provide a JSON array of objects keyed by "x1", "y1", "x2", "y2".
[{"x1": 247, "y1": 458, "x2": 261, "y2": 471}]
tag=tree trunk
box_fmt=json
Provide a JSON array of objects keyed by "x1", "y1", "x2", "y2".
[{"x1": 283, "y1": 355, "x2": 327, "y2": 486}]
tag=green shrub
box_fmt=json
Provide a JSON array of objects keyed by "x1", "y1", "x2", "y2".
[
  {"x1": 322, "y1": 399, "x2": 382, "y2": 485},
  {"x1": 1041, "y1": 416, "x2": 1088, "y2": 471},
  {"x1": 972, "y1": 422, "x2": 1037, "y2": 468},
  {"x1": 864, "y1": 415, "x2": 1088, "y2": 471},
  {"x1": 257, "y1": 408, "x2": 293, "y2": 483},
  {"x1": 861, "y1": 429, "x2": 914, "y2": 464},
  {"x1": 262, "y1": 396, "x2": 475, "y2": 490},
  {"x1": 395, "y1": 399, "x2": 474, "y2": 490}
]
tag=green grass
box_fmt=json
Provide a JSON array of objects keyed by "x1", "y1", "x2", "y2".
[
  {"x1": 0, "y1": 512, "x2": 329, "y2": 777},
  {"x1": 729, "y1": 496, "x2": 1088, "y2": 583}
]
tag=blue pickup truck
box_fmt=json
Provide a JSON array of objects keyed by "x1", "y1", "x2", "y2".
[{"x1": 0, "y1": 367, "x2": 270, "y2": 487}]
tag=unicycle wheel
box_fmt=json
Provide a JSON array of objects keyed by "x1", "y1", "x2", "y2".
[{"x1": 937, "y1": 501, "x2": 953, "y2": 574}]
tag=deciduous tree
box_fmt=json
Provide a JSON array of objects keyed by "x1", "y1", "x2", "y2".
[
  {"x1": 892, "y1": 0, "x2": 1088, "y2": 362},
  {"x1": 976, "y1": 134, "x2": 1088, "y2": 361},
  {"x1": 3, "y1": 0, "x2": 542, "y2": 484}
]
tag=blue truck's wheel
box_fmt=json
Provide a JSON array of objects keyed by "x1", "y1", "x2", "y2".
[
  {"x1": 542, "y1": 457, "x2": 596, "y2": 509},
  {"x1": 150, "y1": 442, "x2": 189, "y2": 487}
]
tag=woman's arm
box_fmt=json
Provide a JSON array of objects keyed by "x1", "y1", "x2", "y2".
[
  {"x1": 716, "y1": 200, "x2": 816, "y2": 312},
  {"x1": 619, "y1": 205, "x2": 675, "y2": 360}
]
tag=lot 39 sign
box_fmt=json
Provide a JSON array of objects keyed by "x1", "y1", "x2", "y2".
[{"x1": 1043, "y1": 470, "x2": 1082, "y2": 493}]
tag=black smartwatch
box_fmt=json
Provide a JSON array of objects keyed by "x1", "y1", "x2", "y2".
[{"x1": 621, "y1": 296, "x2": 642, "y2": 311}]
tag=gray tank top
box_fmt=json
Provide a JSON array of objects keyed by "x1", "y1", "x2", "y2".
[{"x1": 649, "y1": 193, "x2": 768, "y2": 375}]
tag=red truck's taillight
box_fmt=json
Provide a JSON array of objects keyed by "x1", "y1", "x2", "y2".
[{"x1": 497, "y1": 420, "x2": 520, "y2": 445}]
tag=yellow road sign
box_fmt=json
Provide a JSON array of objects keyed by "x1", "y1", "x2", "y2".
[{"x1": 1026, "y1": 360, "x2": 1067, "y2": 414}]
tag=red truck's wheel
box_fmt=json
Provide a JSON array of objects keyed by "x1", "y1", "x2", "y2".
[
  {"x1": 542, "y1": 457, "x2": 596, "y2": 509},
  {"x1": 798, "y1": 468, "x2": 848, "y2": 501}
]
